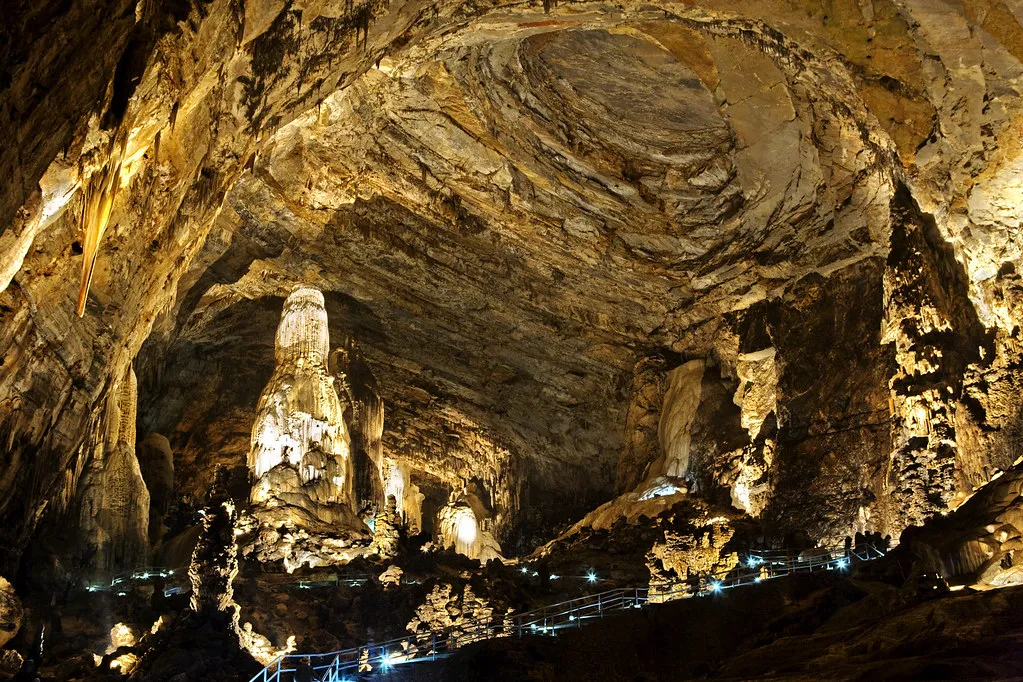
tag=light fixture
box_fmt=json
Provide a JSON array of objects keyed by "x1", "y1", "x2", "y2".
[
  {"x1": 586, "y1": 571, "x2": 598, "y2": 583},
  {"x1": 521, "y1": 566, "x2": 529, "y2": 574},
  {"x1": 837, "y1": 558, "x2": 849, "y2": 569},
  {"x1": 550, "y1": 574, "x2": 559, "y2": 580},
  {"x1": 709, "y1": 581, "x2": 722, "y2": 592}
]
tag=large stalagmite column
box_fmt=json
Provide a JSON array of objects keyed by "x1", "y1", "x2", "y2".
[
  {"x1": 248, "y1": 286, "x2": 354, "y2": 512},
  {"x1": 77, "y1": 365, "x2": 151, "y2": 580}
]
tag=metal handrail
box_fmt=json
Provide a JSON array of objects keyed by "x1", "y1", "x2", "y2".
[{"x1": 248, "y1": 543, "x2": 885, "y2": 681}]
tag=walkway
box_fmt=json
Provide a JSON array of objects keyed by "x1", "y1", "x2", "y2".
[{"x1": 249, "y1": 543, "x2": 886, "y2": 682}]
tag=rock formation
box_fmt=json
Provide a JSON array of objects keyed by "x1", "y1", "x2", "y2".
[
  {"x1": 249, "y1": 285, "x2": 354, "y2": 512},
  {"x1": 437, "y1": 499, "x2": 503, "y2": 562},
  {"x1": 406, "y1": 583, "x2": 509, "y2": 651},
  {"x1": 75, "y1": 365, "x2": 151, "y2": 580},
  {"x1": 331, "y1": 340, "x2": 387, "y2": 514},
  {"x1": 11, "y1": 0, "x2": 1023, "y2": 676},
  {"x1": 241, "y1": 286, "x2": 373, "y2": 569},
  {"x1": 0, "y1": 578, "x2": 21, "y2": 649}
]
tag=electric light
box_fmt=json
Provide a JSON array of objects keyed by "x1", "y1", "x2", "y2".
[
  {"x1": 754, "y1": 577, "x2": 762, "y2": 583},
  {"x1": 380, "y1": 651, "x2": 400, "y2": 670},
  {"x1": 837, "y1": 558, "x2": 849, "y2": 569},
  {"x1": 521, "y1": 566, "x2": 529, "y2": 574},
  {"x1": 709, "y1": 581, "x2": 722, "y2": 592},
  {"x1": 455, "y1": 512, "x2": 477, "y2": 547},
  {"x1": 550, "y1": 574, "x2": 559, "y2": 580},
  {"x1": 586, "y1": 571, "x2": 597, "y2": 583}
]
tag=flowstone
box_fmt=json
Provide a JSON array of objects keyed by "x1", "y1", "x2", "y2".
[{"x1": 243, "y1": 286, "x2": 370, "y2": 568}]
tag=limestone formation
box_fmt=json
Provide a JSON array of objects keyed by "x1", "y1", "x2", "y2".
[
  {"x1": 189, "y1": 468, "x2": 238, "y2": 617},
  {"x1": 249, "y1": 286, "x2": 354, "y2": 510},
  {"x1": 0, "y1": 577, "x2": 22, "y2": 649},
  {"x1": 437, "y1": 501, "x2": 503, "y2": 562},
  {"x1": 896, "y1": 456, "x2": 1023, "y2": 588},
  {"x1": 331, "y1": 341, "x2": 387, "y2": 513},
  {"x1": 369, "y1": 495, "x2": 401, "y2": 558},
  {"x1": 406, "y1": 583, "x2": 509, "y2": 651},
  {"x1": 647, "y1": 516, "x2": 739, "y2": 603},
  {"x1": 75, "y1": 365, "x2": 151, "y2": 580},
  {"x1": 12, "y1": 0, "x2": 1023, "y2": 675}
]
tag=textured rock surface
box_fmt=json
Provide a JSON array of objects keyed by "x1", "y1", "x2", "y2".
[
  {"x1": 249, "y1": 286, "x2": 354, "y2": 511},
  {"x1": 74, "y1": 365, "x2": 151, "y2": 580},
  {"x1": 10, "y1": 0, "x2": 1023, "y2": 675},
  {"x1": 0, "y1": 577, "x2": 21, "y2": 649}
]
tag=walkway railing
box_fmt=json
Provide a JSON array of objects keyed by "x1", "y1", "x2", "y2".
[
  {"x1": 248, "y1": 543, "x2": 885, "y2": 682},
  {"x1": 84, "y1": 567, "x2": 189, "y2": 596}
]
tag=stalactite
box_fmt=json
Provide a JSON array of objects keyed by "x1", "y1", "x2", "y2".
[{"x1": 76, "y1": 133, "x2": 126, "y2": 316}]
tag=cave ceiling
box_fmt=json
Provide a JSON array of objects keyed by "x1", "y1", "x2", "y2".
[
  {"x1": 143, "y1": 9, "x2": 897, "y2": 520},
  {"x1": 4, "y1": 0, "x2": 1023, "y2": 563}
]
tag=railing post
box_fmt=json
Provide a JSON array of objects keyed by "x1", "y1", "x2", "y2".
[
  {"x1": 432, "y1": 632, "x2": 437, "y2": 661},
  {"x1": 598, "y1": 592, "x2": 602, "y2": 617}
]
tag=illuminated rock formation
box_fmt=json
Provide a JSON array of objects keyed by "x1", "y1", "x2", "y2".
[
  {"x1": 406, "y1": 584, "x2": 510, "y2": 651},
  {"x1": 897, "y1": 455, "x2": 1023, "y2": 589},
  {"x1": 437, "y1": 500, "x2": 503, "y2": 562},
  {"x1": 369, "y1": 495, "x2": 401, "y2": 557},
  {"x1": 248, "y1": 287, "x2": 363, "y2": 524},
  {"x1": 384, "y1": 460, "x2": 424, "y2": 534},
  {"x1": 883, "y1": 187, "x2": 988, "y2": 528},
  {"x1": 249, "y1": 286, "x2": 353, "y2": 508},
  {"x1": 243, "y1": 286, "x2": 371, "y2": 568},
  {"x1": 647, "y1": 516, "x2": 739, "y2": 603},
  {"x1": 189, "y1": 468, "x2": 239, "y2": 617}
]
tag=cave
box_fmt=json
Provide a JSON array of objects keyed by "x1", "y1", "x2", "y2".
[{"x1": 5, "y1": 0, "x2": 1023, "y2": 679}]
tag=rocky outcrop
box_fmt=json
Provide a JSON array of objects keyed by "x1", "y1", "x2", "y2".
[
  {"x1": 895, "y1": 455, "x2": 1023, "y2": 588},
  {"x1": 406, "y1": 583, "x2": 510, "y2": 650},
  {"x1": 0, "y1": 577, "x2": 21, "y2": 649},
  {"x1": 647, "y1": 515, "x2": 739, "y2": 602}
]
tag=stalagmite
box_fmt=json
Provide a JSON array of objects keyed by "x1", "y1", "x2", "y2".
[
  {"x1": 331, "y1": 340, "x2": 387, "y2": 512},
  {"x1": 384, "y1": 459, "x2": 424, "y2": 533},
  {"x1": 76, "y1": 366, "x2": 151, "y2": 580},
  {"x1": 248, "y1": 286, "x2": 354, "y2": 511},
  {"x1": 658, "y1": 359, "x2": 706, "y2": 482},
  {"x1": 242, "y1": 286, "x2": 372, "y2": 568}
]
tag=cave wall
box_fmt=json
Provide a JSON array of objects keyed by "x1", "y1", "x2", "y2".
[{"x1": 5, "y1": 0, "x2": 1023, "y2": 579}]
